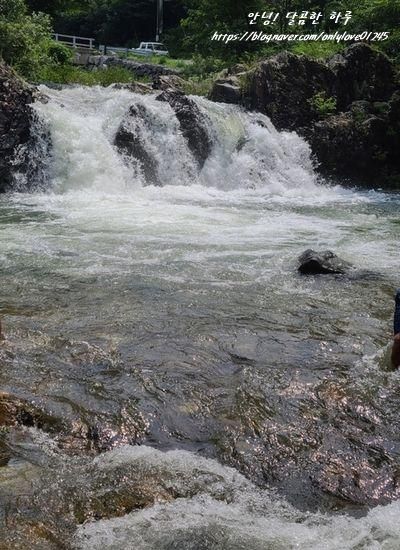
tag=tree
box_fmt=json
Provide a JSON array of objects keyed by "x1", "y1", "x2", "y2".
[{"x1": 0, "y1": 0, "x2": 54, "y2": 78}]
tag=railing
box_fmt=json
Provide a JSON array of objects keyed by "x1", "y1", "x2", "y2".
[{"x1": 53, "y1": 34, "x2": 95, "y2": 50}]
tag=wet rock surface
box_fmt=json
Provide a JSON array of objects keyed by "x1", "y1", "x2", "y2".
[
  {"x1": 298, "y1": 249, "x2": 353, "y2": 275},
  {"x1": 0, "y1": 63, "x2": 35, "y2": 191},
  {"x1": 156, "y1": 91, "x2": 213, "y2": 169},
  {"x1": 114, "y1": 103, "x2": 161, "y2": 185}
]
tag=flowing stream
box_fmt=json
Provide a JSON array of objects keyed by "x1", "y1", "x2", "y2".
[{"x1": 0, "y1": 85, "x2": 399, "y2": 548}]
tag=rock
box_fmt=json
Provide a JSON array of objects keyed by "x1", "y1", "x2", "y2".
[
  {"x1": 114, "y1": 104, "x2": 160, "y2": 185},
  {"x1": 111, "y1": 81, "x2": 153, "y2": 94},
  {"x1": 244, "y1": 50, "x2": 334, "y2": 131},
  {"x1": 156, "y1": 90, "x2": 212, "y2": 169},
  {"x1": 0, "y1": 63, "x2": 35, "y2": 191},
  {"x1": 298, "y1": 249, "x2": 352, "y2": 275},
  {"x1": 307, "y1": 95, "x2": 400, "y2": 185},
  {"x1": 209, "y1": 76, "x2": 242, "y2": 104},
  {"x1": 230, "y1": 43, "x2": 400, "y2": 187},
  {"x1": 151, "y1": 74, "x2": 187, "y2": 93},
  {"x1": 103, "y1": 57, "x2": 180, "y2": 78},
  {"x1": 0, "y1": 391, "x2": 66, "y2": 433},
  {"x1": 329, "y1": 43, "x2": 396, "y2": 111}
]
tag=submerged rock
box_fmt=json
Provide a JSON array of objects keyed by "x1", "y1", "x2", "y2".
[
  {"x1": 298, "y1": 249, "x2": 353, "y2": 275},
  {"x1": 156, "y1": 91, "x2": 212, "y2": 169}
]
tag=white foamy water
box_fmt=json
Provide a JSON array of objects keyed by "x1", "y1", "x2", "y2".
[
  {"x1": 3, "y1": 84, "x2": 396, "y2": 283},
  {"x1": 73, "y1": 445, "x2": 400, "y2": 550}
]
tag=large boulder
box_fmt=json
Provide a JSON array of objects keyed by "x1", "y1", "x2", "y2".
[
  {"x1": 0, "y1": 63, "x2": 35, "y2": 191},
  {"x1": 156, "y1": 90, "x2": 213, "y2": 169},
  {"x1": 114, "y1": 104, "x2": 160, "y2": 186},
  {"x1": 307, "y1": 96, "x2": 400, "y2": 185},
  {"x1": 209, "y1": 75, "x2": 242, "y2": 104},
  {"x1": 244, "y1": 50, "x2": 335, "y2": 131},
  {"x1": 329, "y1": 43, "x2": 396, "y2": 110},
  {"x1": 218, "y1": 43, "x2": 400, "y2": 187}
]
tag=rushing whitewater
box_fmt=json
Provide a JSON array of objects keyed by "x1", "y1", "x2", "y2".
[
  {"x1": 31, "y1": 85, "x2": 327, "y2": 195},
  {"x1": 1, "y1": 85, "x2": 400, "y2": 548}
]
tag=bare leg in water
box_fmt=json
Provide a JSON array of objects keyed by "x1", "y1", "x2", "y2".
[{"x1": 391, "y1": 290, "x2": 400, "y2": 369}]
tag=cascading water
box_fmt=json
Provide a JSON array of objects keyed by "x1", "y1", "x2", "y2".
[
  {"x1": 1, "y1": 85, "x2": 400, "y2": 549},
  {"x1": 30, "y1": 85, "x2": 329, "y2": 195}
]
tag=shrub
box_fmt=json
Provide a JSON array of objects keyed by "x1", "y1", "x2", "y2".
[
  {"x1": 36, "y1": 64, "x2": 136, "y2": 86},
  {"x1": 0, "y1": 0, "x2": 53, "y2": 79},
  {"x1": 309, "y1": 92, "x2": 337, "y2": 118},
  {"x1": 47, "y1": 41, "x2": 72, "y2": 65},
  {"x1": 292, "y1": 42, "x2": 343, "y2": 60}
]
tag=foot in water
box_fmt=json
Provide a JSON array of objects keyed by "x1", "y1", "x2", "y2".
[{"x1": 391, "y1": 289, "x2": 400, "y2": 369}]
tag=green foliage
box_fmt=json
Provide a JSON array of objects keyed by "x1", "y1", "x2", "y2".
[
  {"x1": 47, "y1": 41, "x2": 72, "y2": 64},
  {"x1": 36, "y1": 64, "x2": 136, "y2": 86},
  {"x1": 0, "y1": 0, "x2": 26, "y2": 20},
  {"x1": 181, "y1": 74, "x2": 217, "y2": 96},
  {"x1": 309, "y1": 91, "x2": 337, "y2": 118},
  {"x1": 3, "y1": 0, "x2": 400, "y2": 85},
  {"x1": 181, "y1": 0, "x2": 265, "y2": 58},
  {"x1": 292, "y1": 41, "x2": 343, "y2": 60},
  {"x1": 0, "y1": 1, "x2": 54, "y2": 79},
  {"x1": 182, "y1": 54, "x2": 227, "y2": 78}
]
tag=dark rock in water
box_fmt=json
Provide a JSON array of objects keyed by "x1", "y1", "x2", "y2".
[
  {"x1": 0, "y1": 63, "x2": 35, "y2": 191},
  {"x1": 114, "y1": 104, "x2": 160, "y2": 185},
  {"x1": 156, "y1": 90, "x2": 212, "y2": 169},
  {"x1": 298, "y1": 249, "x2": 353, "y2": 275}
]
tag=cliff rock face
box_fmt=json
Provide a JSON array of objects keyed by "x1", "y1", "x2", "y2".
[
  {"x1": 329, "y1": 43, "x2": 396, "y2": 110},
  {"x1": 306, "y1": 97, "x2": 400, "y2": 184},
  {"x1": 210, "y1": 44, "x2": 400, "y2": 187},
  {"x1": 0, "y1": 63, "x2": 35, "y2": 191},
  {"x1": 245, "y1": 51, "x2": 335, "y2": 131}
]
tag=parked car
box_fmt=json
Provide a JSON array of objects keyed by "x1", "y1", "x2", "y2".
[{"x1": 133, "y1": 42, "x2": 169, "y2": 56}]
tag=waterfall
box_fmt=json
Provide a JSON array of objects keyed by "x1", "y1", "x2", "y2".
[{"x1": 26, "y1": 85, "x2": 327, "y2": 197}]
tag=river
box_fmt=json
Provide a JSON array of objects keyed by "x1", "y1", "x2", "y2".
[{"x1": 0, "y1": 85, "x2": 399, "y2": 548}]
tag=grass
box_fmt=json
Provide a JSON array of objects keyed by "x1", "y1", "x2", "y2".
[
  {"x1": 291, "y1": 41, "x2": 344, "y2": 59},
  {"x1": 120, "y1": 52, "x2": 191, "y2": 71},
  {"x1": 182, "y1": 74, "x2": 219, "y2": 96},
  {"x1": 36, "y1": 64, "x2": 138, "y2": 86}
]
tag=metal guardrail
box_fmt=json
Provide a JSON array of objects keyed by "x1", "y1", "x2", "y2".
[{"x1": 53, "y1": 34, "x2": 95, "y2": 50}]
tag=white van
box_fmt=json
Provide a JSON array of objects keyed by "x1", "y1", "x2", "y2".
[{"x1": 133, "y1": 42, "x2": 169, "y2": 56}]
